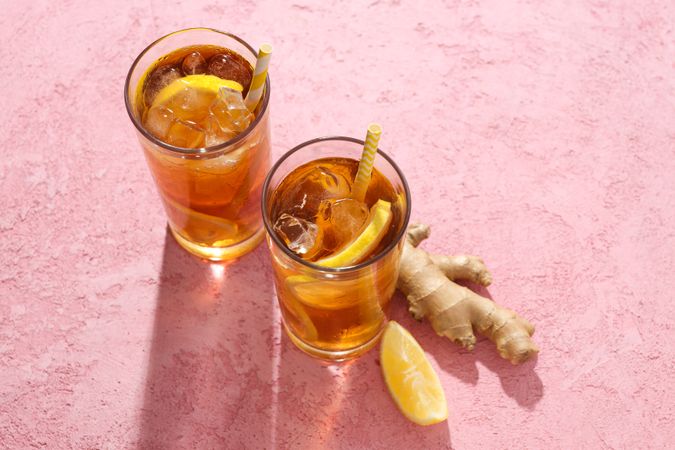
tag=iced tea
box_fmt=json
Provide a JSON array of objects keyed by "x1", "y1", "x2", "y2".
[
  {"x1": 125, "y1": 29, "x2": 270, "y2": 260},
  {"x1": 263, "y1": 138, "x2": 410, "y2": 360}
]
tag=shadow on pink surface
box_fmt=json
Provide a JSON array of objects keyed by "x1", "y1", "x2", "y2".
[
  {"x1": 271, "y1": 328, "x2": 452, "y2": 449},
  {"x1": 137, "y1": 231, "x2": 452, "y2": 449},
  {"x1": 137, "y1": 230, "x2": 277, "y2": 449},
  {"x1": 433, "y1": 339, "x2": 543, "y2": 409}
]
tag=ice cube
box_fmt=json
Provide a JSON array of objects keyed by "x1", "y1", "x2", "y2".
[
  {"x1": 207, "y1": 53, "x2": 252, "y2": 93},
  {"x1": 165, "y1": 120, "x2": 205, "y2": 148},
  {"x1": 209, "y1": 87, "x2": 253, "y2": 134},
  {"x1": 276, "y1": 166, "x2": 352, "y2": 220},
  {"x1": 273, "y1": 213, "x2": 322, "y2": 257},
  {"x1": 143, "y1": 105, "x2": 175, "y2": 140},
  {"x1": 182, "y1": 51, "x2": 207, "y2": 75},
  {"x1": 204, "y1": 116, "x2": 231, "y2": 147},
  {"x1": 143, "y1": 64, "x2": 183, "y2": 106},
  {"x1": 316, "y1": 198, "x2": 369, "y2": 253},
  {"x1": 168, "y1": 82, "x2": 212, "y2": 121}
]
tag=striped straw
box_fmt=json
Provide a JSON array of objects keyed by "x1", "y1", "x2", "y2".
[
  {"x1": 244, "y1": 43, "x2": 272, "y2": 111},
  {"x1": 351, "y1": 123, "x2": 382, "y2": 202}
]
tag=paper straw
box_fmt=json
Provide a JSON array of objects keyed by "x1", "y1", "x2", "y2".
[
  {"x1": 351, "y1": 123, "x2": 382, "y2": 202},
  {"x1": 244, "y1": 43, "x2": 272, "y2": 111}
]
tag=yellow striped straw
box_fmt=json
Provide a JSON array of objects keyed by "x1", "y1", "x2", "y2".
[
  {"x1": 244, "y1": 43, "x2": 272, "y2": 112},
  {"x1": 351, "y1": 123, "x2": 383, "y2": 202}
]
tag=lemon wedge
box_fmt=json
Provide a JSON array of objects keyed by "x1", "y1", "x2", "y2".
[
  {"x1": 380, "y1": 321, "x2": 448, "y2": 426},
  {"x1": 151, "y1": 74, "x2": 243, "y2": 108},
  {"x1": 315, "y1": 199, "x2": 392, "y2": 268}
]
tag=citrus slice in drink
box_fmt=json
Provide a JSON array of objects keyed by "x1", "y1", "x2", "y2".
[
  {"x1": 280, "y1": 290, "x2": 319, "y2": 342},
  {"x1": 285, "y1": 278, "x2": 361, "y2": 310},
  {"x1": 150, "y1": 74, "x2": 243, "y2": 125},
  {"x1": 161, "y1": 194, "x2": 238, "y2": 244},
  {"x1": 315, "y1": 199, "x2": 392, "y2": 268},
  {"x1": 152, "y1": 74, "x2": 243, "y2": 108},
  {"x1": 380, "y1": 321, "x2": 448, "y2": 426},
  {"x1": 285, "y1": 199, "x2": 392, "y2": 307},
  {"x1": 144, "y1": 74, "x2": 247, "y2": 147}
]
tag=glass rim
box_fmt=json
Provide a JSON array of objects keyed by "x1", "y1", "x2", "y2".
[
  {"x1": 123, "y1": 27, "x2": 271, "y2": 156},
  {"x1": 262, "y1": 136, "x2": 412, "y2": 273}
]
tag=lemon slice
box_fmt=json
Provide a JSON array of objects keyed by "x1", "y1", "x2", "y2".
[
  {"x1": 381, "y1": 321, "x2": 448, "y2": 426},
  {"x1": 152, "y1": 74, "x2": 243, "y2": 108},
  {"x1": 315, "y1": 199, "x2": 392, "y2": 268},
  {"x1": 161, "y1": 194, "x2": 238, "y2": 243}
]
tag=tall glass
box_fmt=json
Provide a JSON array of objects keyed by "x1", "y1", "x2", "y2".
[
  {"x1": 262, "y1": 137, "x2": 411, "y2": 360},
  {"x1": 124, "y1": 28, "x2": 270, "y2": 261}
]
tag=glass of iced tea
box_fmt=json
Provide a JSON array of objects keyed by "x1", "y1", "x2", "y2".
[
  {"x1": 262, "y1": 136, "x2": 411, "y2": 360},
  {"x1": 124, "y1": 28, "x2": 270, "y2": 261}
]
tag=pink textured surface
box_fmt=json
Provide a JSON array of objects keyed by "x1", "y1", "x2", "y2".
[{"x1": 1, "y1": 0, "x2": 674, "y2": 448}]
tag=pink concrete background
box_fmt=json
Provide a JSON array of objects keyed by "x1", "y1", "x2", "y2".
[{"x1": 1, "y1": 0, "x2": 673, "y2": 448}]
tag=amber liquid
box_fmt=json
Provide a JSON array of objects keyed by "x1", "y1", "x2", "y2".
[
  {"x1": 269, "y1": 158, "x2": 404, "y2": 355},
  {"x1": 135, "y1": 45, "x2": 270, "y2": 259}
]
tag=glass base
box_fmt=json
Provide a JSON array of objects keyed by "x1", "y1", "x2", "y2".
[
  {"x1": 169, "y1": 225, "x2": 264, "y2": 261},
  {"x1": 282, "y1": 319, "x2": 384, "y2": 362}
]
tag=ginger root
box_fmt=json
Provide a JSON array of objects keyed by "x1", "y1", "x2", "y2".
[{"x1": 397, "y1": 224, "x2": 538, "y2": 364}]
